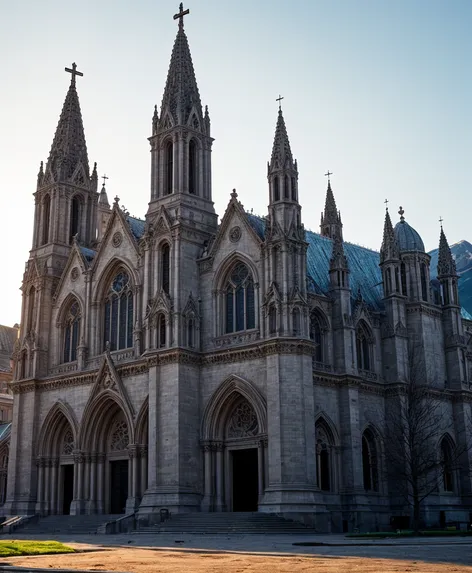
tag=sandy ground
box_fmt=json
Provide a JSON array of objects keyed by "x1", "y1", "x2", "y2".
[{"x1": 6, "y1": 545, "x2": 472, "y2": 573}]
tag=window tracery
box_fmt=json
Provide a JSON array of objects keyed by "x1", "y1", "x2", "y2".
[
  {"x1": 316, "y1": 422, "x2": 333, "y2": 491},
  {"x1": 103, "y1": 271, "x2": 134, "y2": 351},
  {"x1": 62, "y1": 429, "x2": 75, "y2": 456},
  {"x1": 63, "y1": 300, "x2": 81, "y2": 363},
  {"x1": 310, "y1": 311, "x2": 325, "y2": 363},
  {"x1": 362, "y1": 429, "x2": 379, "y2": 491},
  {"x1": 225, "y1": 263, "x2": 255, "y2": 333},
  {"x1": 441, "y1": 437, "x2": 454, "y2": 492},
  {"x1": 227, "y1": 400, "x2": 259, "y2": 438},
  {"x1": 356, "y1": 321, "x2": 372, "y2": 371},
  {"x1": 110, "y1": 419, "x2": 130, "y2": 452}
]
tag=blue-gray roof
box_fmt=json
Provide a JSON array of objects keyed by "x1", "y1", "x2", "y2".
[
  {"x1": 80, "y1": 246, "x2": 96, "y2": 263},
  {"x1": 246, "y1": 213, "x2": 472, "y2": 320},
  {"x1": 127, "y1": 216, "x2": 145, "y2": 240},
  {"x1": 394, "y1": 221, "x2": 425, "y2": 252},
  {"x1": 0, "y1": 423, "x2": 11, "y2": 441}
]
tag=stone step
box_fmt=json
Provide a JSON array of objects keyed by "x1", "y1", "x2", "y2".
[{"x1": 20, "y1": 514, "x2": 121, "y2": 534}]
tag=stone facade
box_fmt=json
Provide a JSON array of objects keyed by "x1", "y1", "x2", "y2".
[{"x1": 5, "y1": 9, "x2": 472, "y2": 532}]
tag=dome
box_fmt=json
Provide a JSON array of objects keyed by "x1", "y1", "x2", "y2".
[{"x1": 394, "y1": 220, "x2": 425, "y2": 252}]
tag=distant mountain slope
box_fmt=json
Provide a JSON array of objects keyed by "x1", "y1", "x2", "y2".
[{"x1": 429, "y1": 239, "x2": 472, "y2": 317}]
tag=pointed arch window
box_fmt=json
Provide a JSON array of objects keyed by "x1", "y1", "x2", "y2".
[
  {"x1": 420, "y1": 263, "x2": 428, "y2": 302},
  {"x1": 189, "y1": 139, "x2": 197, "y2": 195},
  {"x1": 362, "y1": 429, "x2": 379, "y2": 491},
  {"x1": 103, "y1": 271, "x2": 134, "y2": 351},
  {"x1": 70, "y1": 196, "x2": 81, "y2": 243},
  {"x1": 316, "y1": 421, "x2": 334, "y2": 492},
  {"x1": 225, "y1": 262, "x2": 255, "y2": 333},
  {"x1": 356, "y1": 321, "x2": 372, "y2": 371},
  {"x1": 165, "y1": 141, "x2": 173, "y2": 195},
  {"x1": 291, "y1": 176, "x2": 297, "y2": 201},
  {"x1": 42, "y1": 194, "x2": 51, "y2": 245},
  {"x1": 187, "y1": 316, "x2": 195, "y2": 348},
  {"x1": 161, "y1": 243, "x2": 170, "y2": 295},
  {"x1": 284, "y1": 175, "x2": 289, "y2": 199},
  {"x1": 273, "y1": 177, "x2": 280, "y2": 202},
  {"x1": 395, "y1": 266, "x2": 400, "y2": 293},
  {"x1": 292, "y1": 307, "x2": 301, "y2": 336},
  {"x1": 441, "y1": 437, "x2": 454, "y2": 492},
  {"x1": 157, "y1": 314, "x2": 166, "y2": 348},
  {"x1": 401, "y1": 262, "x2": 407, "y2": 296},
  {"x1": 268, "y1": 305, "x2": 277, "y2": 335},
  {"x1": 27, "y1": 286, "x2": 36, "y2": 334},
  {"x1": 63, "y1": 300, "x2": 81, "y2": 363},
  {"x1": 310, "y1": 311, "x2": 325, "y2": 363}
]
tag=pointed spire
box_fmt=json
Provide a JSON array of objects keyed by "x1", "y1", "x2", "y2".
[
  {"x1": 37, "y1": 161, "x2": 44, "y2": 188},
  {"x1": 152, "y1": 105, "x2": 159, "y2": 135},
  {"x1": 320, "y1": 177, "x2": 342, "y2": 240},
  {"x1": 437, "y1": 225, "x2": 457, "y2": 278},
  {"x1": 43, "y1": 69, "x2": 89, "y2": 184},
  {"x1": 160, "y1": 11, "x2": 202, "y2": 127},
  {"x1": 380, "y1": 208, "x2": 399, "y2": 263},
  {"x1": 270, "y1": 108, "x2": 294, "y2": 170}
]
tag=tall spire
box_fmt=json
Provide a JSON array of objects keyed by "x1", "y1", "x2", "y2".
[
  {"x1": 159, "y1": 5, "x2": 203, "y2": 128},
  {"x1": 43, "y1": 64, "x2": 89, "y2": 185},
  {"x1": 437, "y1": 225, "x2": 457, "y2": 278},
  {"x1": 269, "y1": 108, "x2": 294, "y2": 171},
  {"x1": 380, "y1": 208, "x2": 399, "y2": 263},
  {"x1": 320, "y1": 177, "x2": 342, "y2": 240}
]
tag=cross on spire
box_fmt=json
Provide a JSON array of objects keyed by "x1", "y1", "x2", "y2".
[
  {"x1": 65, "y1": 62, "x2": 83, "y2": 86},
  {"x1": 174, "y1": 2, "x2": 189, "y2": 29},
  {"x1": 439, "y1": 216, "x2": 444, "y2": 228},
  {"x1": 101, "y1": 174, "x2": 109, "y2": 187},
  {"x1": 325, "y1": 170, "x2": 333, "y2": 181},
  {"x1": 276, "y1": 94, "x2": 284, "y2": 110},
  {"x1": 384, "y1": 198, "x2": 389, "y2": 210}
]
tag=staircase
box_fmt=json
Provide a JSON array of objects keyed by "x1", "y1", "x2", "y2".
[
  {"x1": 136, "y1": 512, "x2": 314, "y2": 534},
  {"x1": 18, "y1": 514, "x2": 122, "y2": 535}
]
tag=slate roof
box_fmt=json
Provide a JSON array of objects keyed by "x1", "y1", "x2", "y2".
[
  {"x1": 80, "y1": 246, "x2": 96, "y2": 263},
  {"x1": 394, "y1": 220, "x2": 425, "y2": 252},
  {"x1": 126, "y1": 216, "x2": 145, "y2": 240},
  {"x1": 0, "y1": 423, "x2": 11, "y2": 441},
  {"x1": 246, "y1": 213, "x2": 472, "y2": 320}
]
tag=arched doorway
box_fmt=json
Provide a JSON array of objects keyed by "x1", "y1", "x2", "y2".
[
  {"x1": 36, "y1": 404, "x2": 78, "y2": 515},
  {"x1": 201, "y1": 376, "x2": 268, "y2": 512}
]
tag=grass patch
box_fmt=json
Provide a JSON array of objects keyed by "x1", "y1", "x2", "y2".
[
  {"x1": 0, "y1": 540, "x2": 75, "y2": 557},
  {"x1": 347, "y1": 530, "x2": 472, "y2": 538}
]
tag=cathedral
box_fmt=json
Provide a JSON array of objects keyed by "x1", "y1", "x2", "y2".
[{"x1": 6, "y1": 5, "x2": 472, "y2": 532}]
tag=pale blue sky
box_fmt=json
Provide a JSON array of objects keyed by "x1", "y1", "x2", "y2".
[{"x1": 0, "y1": 0, "x2": 470, "y2": 326}]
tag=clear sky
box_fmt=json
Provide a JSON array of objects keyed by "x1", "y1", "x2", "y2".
[{"x1": 0, "y1": 0, "x2": 471, "y2": 326}]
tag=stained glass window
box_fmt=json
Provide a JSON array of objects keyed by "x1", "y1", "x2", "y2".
[
  {"x1": 63, "y1": 300, "x2": 81, "y2": 363},
  {"x1": 103, "y1": 271, "x2": 134, "y2": 351},
  {"x1": 224, "y1": 263, "x2": 255, "y2": 334}
]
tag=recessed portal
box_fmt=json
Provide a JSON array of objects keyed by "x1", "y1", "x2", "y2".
[
  {"x1": 110, "y1": 459, "x2": 128, "y2": 514},
  {"x1": 232, "y1": 448, "x2": 258, "y2": 511},
  {"x1": 61, "y1": 464, "x2": 74, "y2": 515}
]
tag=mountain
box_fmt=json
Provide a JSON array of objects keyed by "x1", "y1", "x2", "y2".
[{"x1": 429, "y1": 240, "x2": 472, "y2": 316}]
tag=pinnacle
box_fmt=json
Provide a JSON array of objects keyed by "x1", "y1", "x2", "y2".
[
  {"x1": 380, "y1": 208, "x2": 399, "y2": 262},
  {"x1": 160, "y1": 23, "x2": 202, "y2": 127},
  {"x1": 330, "y1": 233, "x2": 349, "y2": 271},
  {"x1": 437, "y1": 226, "x2": 457, "y2": 278},
  {"x1": 323, "y1": 181, "x2": 338, "y2": 222},
  {"x1": 269, "y1": 108, "x2": 294, "y2": 170},
  {"x1": 44, "y1": 80, "x2": 89, "y2": 183}
]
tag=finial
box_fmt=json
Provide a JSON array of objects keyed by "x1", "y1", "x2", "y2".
[
  {"x1": 384, "y1": 198, "x2": 389, "y2": 211},
  {"x1": 205, "y1": 104, "x2": 209, "y2": 117},
  {"x1": 65, "y1": 62, "x2": 83, "y2": 86},
  {"x1": 92, "y1": 162, "x2": 97, "y2": 178},
  {"x1": 324, "y1": 170, "x2": 333, "y2": 182},
  {"x1": 398, "y1": 206, "x2": 405, "y2": 222},
  {"x1": 439, "y1": 216, "x2": 444, "y2": 229},
  {"x1": 114, "y1": 195, "x2": 120, "y2": 205},
  {"x1": 173, "y1": 2, "x2": 189, "y2": 29},
  {"x1": 39, "y1": 161, "x2": 44, "y2": 174},
  {"x1": 102, "y1": 174, "x2": 109, "y2": 187},
  {"x1": 276, "y1": 94, "x2": 284, "y2": 111},
  {"x1": 231, "y1": 188, "x2": 238, "y2": 199}
]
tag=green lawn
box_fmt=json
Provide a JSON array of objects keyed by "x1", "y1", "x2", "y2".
[{"x1": 0, "y1": 540, "x2": 75, "y2": 557}]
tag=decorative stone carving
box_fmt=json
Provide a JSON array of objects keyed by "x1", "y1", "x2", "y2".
[
  {"x1": 112, "y1": 231, "x2": 123, "y2": 247},
  {"x1": 229, "y1": 226, "x2": 241, "y2": 243},
  {"x1": 62, "y1": 429, "x2": 74, "y2": 455},
  {"x1": 110, "y1": 419, "x2": 129, "y2": 452},
  {"x1": 70, "y1": 267, "x2": 79, "y2": 281},
  {"x1": 227, "y1": 400, "x2": 258, "y2": 438}
]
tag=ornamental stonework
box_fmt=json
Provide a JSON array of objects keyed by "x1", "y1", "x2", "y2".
[
  {"x1": 229, "y1": 226, "x2": 241, "y2": 243},
  {"x1": 70, "y1": 267, "x2": 79, "y2": 281},
  {"x1": 112, "y1": 231, "x2": 123, "y2": 247}
]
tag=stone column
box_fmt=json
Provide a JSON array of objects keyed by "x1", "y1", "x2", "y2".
[
  {"x1": 86, "y1": 454, "x2": 97, "y2": 514},
  {"x1": 96, "y1": 453, "x2": 105, "y2": 514},
  {"x1": 50, "y1": 459, "x2": 58, "y2": 515},
  {"x1": 140, "y1": 446, "x2": 148, "y2": 499},
  {"x1": 257, "y1": 439, "x2": 265, "y2": 503},
  {"x1": 201, "y1": 442, "x2": 213, "y2": 511},
  {"x1": 126, "y1": 446, "x2": 139, "y2": 512},
  {"x1": 214, "y1": 442, "x2": 225, "y2": 512},
  {"x1": 70, "y1": 451, "x2": 85, "y2": 515},
  {"x1": 35, "y1": 458, "x2": 45, "y2": 515}
]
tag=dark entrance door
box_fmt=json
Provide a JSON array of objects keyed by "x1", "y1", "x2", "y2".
[
  {"x1": 232, "y1": 448, "x2": 258, "y2": 511},
  {"x1": 110, "y1": 460, "x2": 128, "y2": 514},
  {"x1": 62, "y1": 464, "x2": 74, "y2": 515}
]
